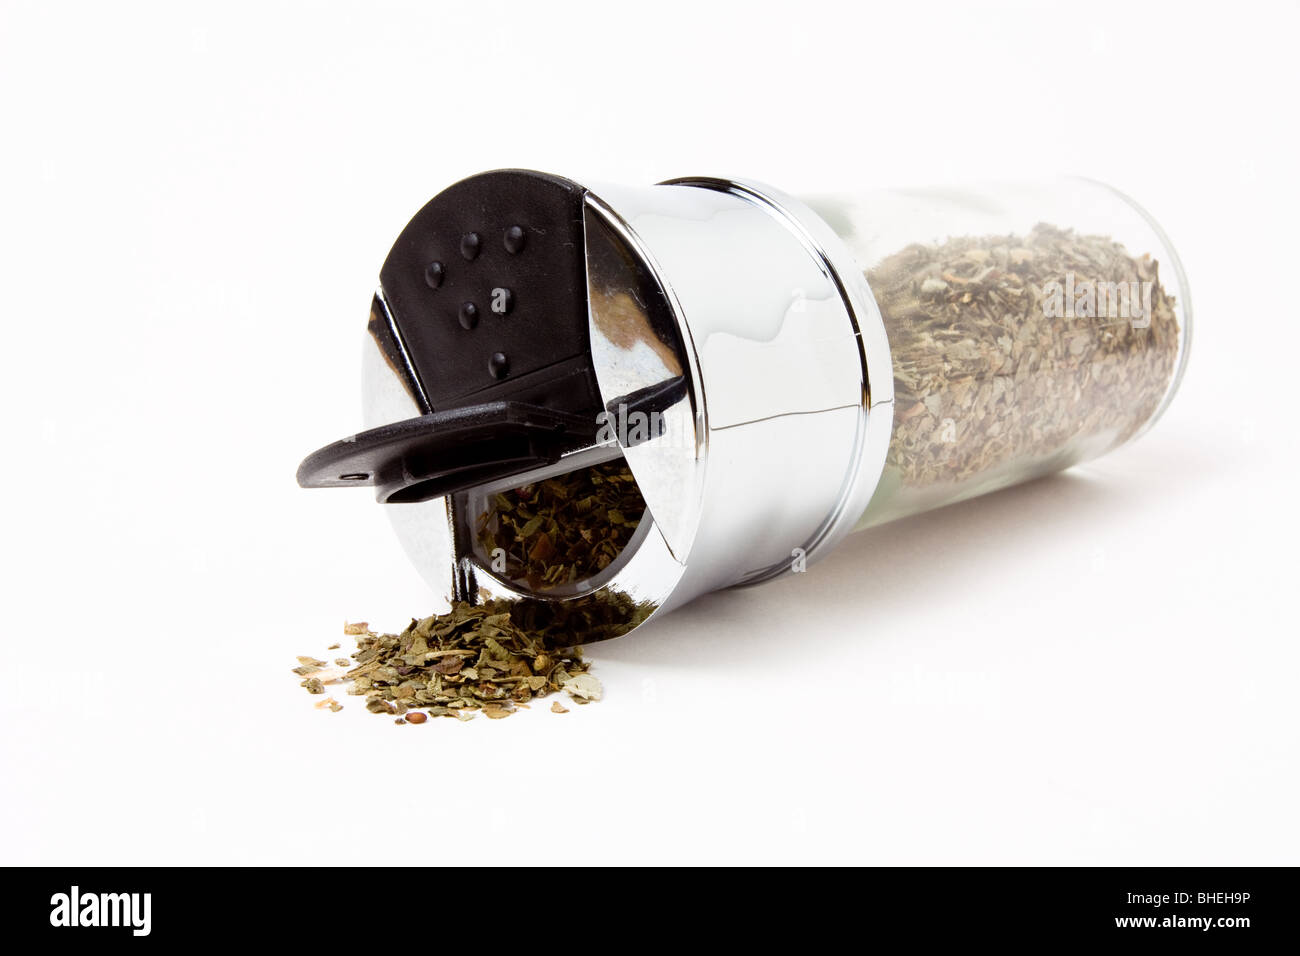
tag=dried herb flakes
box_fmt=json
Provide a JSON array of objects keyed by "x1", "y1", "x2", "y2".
[
  {"x1": 868, "y1": 225, "x2": 1180, "y2": 496},
  {"x1": 295, "y1": 601, "x2": 602, "y2": 722},
  {"x1": 476, "y1": 460, "x2": 646, "y2": 592}
]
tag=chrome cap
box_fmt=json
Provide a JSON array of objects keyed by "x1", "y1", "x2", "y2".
[{"x1": 361, "y1": 173, "x2": 894, "y2": 641}]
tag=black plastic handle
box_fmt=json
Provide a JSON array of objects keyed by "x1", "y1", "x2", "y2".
[{"x1": 296, "y1": 401, "x2": 600, "y2": 504}]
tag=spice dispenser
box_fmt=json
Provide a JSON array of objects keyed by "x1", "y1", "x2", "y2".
[{"x1": 299, "y1": 170, "x2": 1191, "y2": 641}]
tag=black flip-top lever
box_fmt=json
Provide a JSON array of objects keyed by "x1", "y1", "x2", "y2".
[
  {"x1": 297, "y1": 169, "x2": 684, "y2": 505},
  {"x1": 297, "y1": 166, "x2": 695, "y2": 504},
  {"x1": 296, "y1": 401, "x2": 601, "y2": 504}
]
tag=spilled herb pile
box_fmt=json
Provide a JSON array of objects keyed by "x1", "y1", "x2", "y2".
[
  {"x1": 475, "y1": 460, "x2": 645, "y2": 592},
  {"x1": 293, "y1": 460, "x2": 657, "y2": 721},
  {"x1": 295, "y1": 601, "x2": 602, "y2": 722}
]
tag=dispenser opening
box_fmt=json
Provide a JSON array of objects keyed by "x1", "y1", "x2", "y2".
[{"x1": 465, "y1": 456, "x2": 651, "y2": 599}]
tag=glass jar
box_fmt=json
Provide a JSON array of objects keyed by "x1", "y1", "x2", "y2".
[
  {"x1": 803, "y1": 178, "x2": 1191, "y2": 527},
  {"x1": 304, "y1": 170, "x2": 1192, "y2": 642}
]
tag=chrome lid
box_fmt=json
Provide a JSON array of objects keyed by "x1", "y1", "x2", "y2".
[{"x1": 319, "y1": 171, "x2": 894, "y2": 641}]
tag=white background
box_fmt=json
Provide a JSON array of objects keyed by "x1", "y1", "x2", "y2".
[{"x1": 2, "y1": 0, "x2": 1297, "y2": 865}]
